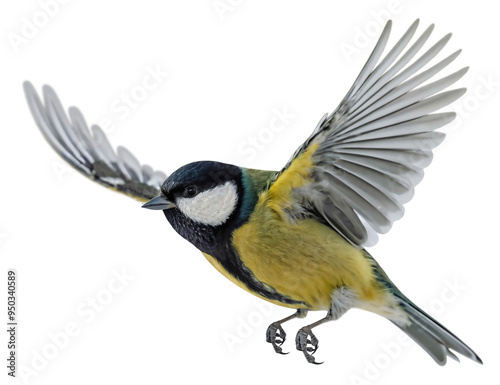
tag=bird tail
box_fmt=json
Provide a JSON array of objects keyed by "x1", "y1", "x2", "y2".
[
  {"x1": 391, "y1": 292, "x2": 482, "y2": 365},
  {"x1": 366, "y1": 251, "x2": 482, "y2": 365}
]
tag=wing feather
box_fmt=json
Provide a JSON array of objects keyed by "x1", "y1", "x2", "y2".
[
  {"x1": 24, "y1": 81, "x2": 166, "y2": 202},
  {"x1": 271, "y1": 20, "x2": 466, "y2": 247}
]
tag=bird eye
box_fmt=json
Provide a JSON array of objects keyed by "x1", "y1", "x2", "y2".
[{"x1": 184, "y1": 185, "x2": 198, "y2": 197}]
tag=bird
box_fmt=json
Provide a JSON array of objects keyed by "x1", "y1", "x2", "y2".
[{"x1": 24, "y1": 19, "x2": 482, "y2": 366}]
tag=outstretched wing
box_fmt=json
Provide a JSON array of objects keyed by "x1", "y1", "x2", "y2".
[
  {"x1": 24, "y1": 81, "x2": 167, "y2": 202},
  {"x1": 269, "y1": 20, "x2": 467, "y2": 247}
]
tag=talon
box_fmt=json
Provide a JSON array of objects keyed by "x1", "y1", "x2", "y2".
[
  {"x1": 295, "y1": 327, "x2": 322, "y2": 364},
  {"x1": 272, "y1": 342, "x2": 289, "y2": 354},
  {"x1": 306, "y1": 355, "x2": 324, "y2": 365},
  {"x1": 266, "y1": 322, "x2": 289, "y2": 355},
  {"x1": 295, "y1": 328, "x2": 308, "y2": 351}
]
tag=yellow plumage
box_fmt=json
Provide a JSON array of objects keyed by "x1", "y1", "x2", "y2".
[{"x1": 202, "y1": 144, "x2": 392, "y2": 314}]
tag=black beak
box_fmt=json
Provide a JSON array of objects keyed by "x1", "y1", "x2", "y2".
[{"x1": 142, "y1": 196, "x2": 176, "y2": 210}]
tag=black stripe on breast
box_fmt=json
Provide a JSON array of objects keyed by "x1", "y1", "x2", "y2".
[{"x1": 211, "y1": 239, "x2": 309, "y2": 307}]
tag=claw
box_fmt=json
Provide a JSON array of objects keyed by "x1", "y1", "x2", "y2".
[
  {"x1": 296, "y1": 327, "x2": 322, "y2": 364},
  {"x1": 266, "y1": 322, "x2": 289, "y2": 355},
  {"x1": 305, "y1": 355, "x2": 324, "y2": 365}
]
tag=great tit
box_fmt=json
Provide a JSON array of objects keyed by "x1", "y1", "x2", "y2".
[{"x1": 24, "y1": 19, "x2": 482, "y2": 366}]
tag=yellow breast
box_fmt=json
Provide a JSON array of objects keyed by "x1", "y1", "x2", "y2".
[
  {"x1": 229, "y1": 146, "x2": 382, "y2": 310},
  {"x1": 232, "y1": 209, "x2": 377, "y2": 310}
]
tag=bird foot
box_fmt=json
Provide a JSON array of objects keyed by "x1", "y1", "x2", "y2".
[
  {"x1": 266, "y1": 322, "x2": 289, "y2": 354},
  {"x1": 295, "y1": 327, "x2": 323, "y2": 364}
]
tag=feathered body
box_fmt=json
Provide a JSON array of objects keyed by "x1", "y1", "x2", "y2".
[{"x1": 162, "y1": 149, "x2": 408, "y2": 323}]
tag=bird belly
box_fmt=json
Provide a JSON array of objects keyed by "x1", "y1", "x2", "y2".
[{"x1": 231, "y1": 216, "x2": 381, "y2": 311}]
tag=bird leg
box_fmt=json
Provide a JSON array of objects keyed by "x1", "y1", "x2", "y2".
[
  {"x1": 296, "y1": 286, "x2": 355, "y2": 364},
  {"x1": 266, "y1": 309, "x2": 308, "y2": 354},
  {"x1": 295, "y1": 314, "x2": 333, "y2": 364}
]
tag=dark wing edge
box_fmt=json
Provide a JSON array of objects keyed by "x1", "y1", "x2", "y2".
[
  {"x1": 23, "y1": 81, "x2": 167, "y2": 202},
  {"x1": 272, "y1": 19, "x2": 468, "y2": 247}
]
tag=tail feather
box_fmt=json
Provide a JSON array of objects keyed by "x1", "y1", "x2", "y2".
[
  {"x1": 367, "y1": 252, "x2": 481, "y2": 365},
  {"x1": 393, "y1": 294, "x2": 482, "y2": 365}
]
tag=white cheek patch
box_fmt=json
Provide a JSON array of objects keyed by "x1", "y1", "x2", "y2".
[{"x1": 176, "y1": 181, "x2": 238, "y2": 226}]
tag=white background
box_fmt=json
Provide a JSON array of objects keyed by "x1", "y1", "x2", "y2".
[{"x1": 1, "y1": 1, "x2": 498, "y2": 384}]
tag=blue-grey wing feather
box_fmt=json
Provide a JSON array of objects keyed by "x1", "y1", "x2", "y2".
[
  {"x1": 24, "y1": 81, "x2": 166, "y2": 202},
  {"x1": 276, "y1": 20, "x2": 467, "y2": 247}
]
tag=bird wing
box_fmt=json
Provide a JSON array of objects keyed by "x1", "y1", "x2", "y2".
[
  {"x1": 267, "y1": 20, "x2": 467, "y2": 247},
  {"x1": 23, "y1": 81, "x2": 166, "y2": 202}
]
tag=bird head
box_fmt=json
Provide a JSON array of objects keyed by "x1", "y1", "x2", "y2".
[{"x1": 142, "y1": 161, "x2": 244, "y2": 253}]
